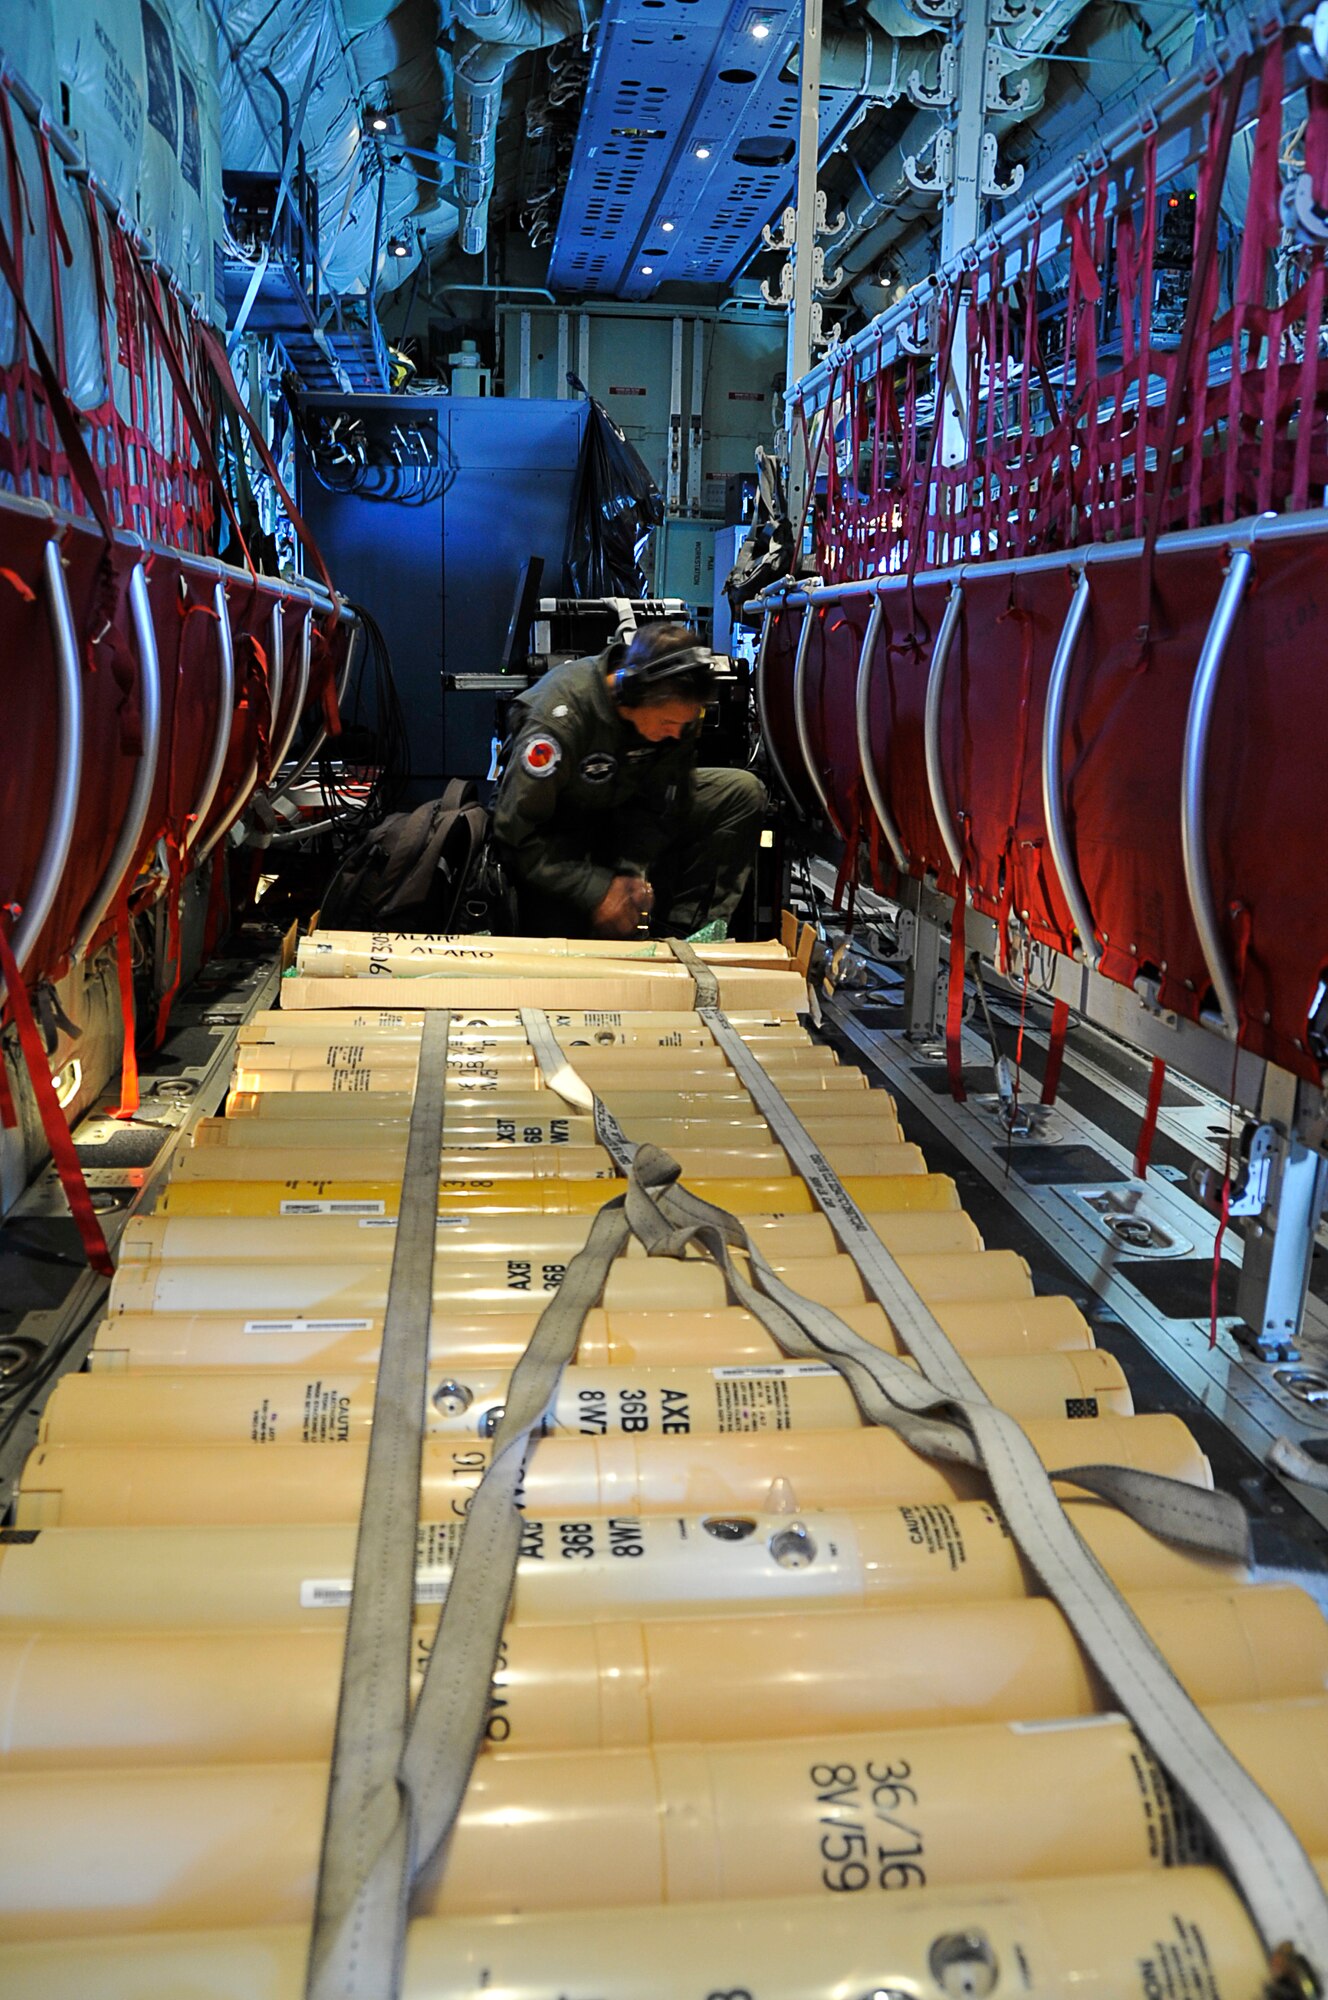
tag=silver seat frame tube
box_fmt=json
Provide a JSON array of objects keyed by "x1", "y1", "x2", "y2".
[
  {"x1": 854, "y1": 591, "x2": 908, "y2": 871},
  {"x1": 754, "y1": 600, "x2": 808, "y2": 809},
  {"x1": 0, "y1": 540, "x2": 85, "y2": 1010},
  {"x1": 70, "y1": 560, "x2": 162, "y2": 961},
  {"x1": 792, "y1": 598, "x2": 837, "y2": 825},
  {"x1": 1040, "y1": 566, "x2": 1102, "y2": 970},
  {"x1": 1180, "y1": 547, "x2": 1255, "y2": 1038},
  {"x1": 184, "y1": 581, "x2": 237, "y2": 855},
  {"x1": 921, "y1": 581, "x2": 966, "y2": 877}
]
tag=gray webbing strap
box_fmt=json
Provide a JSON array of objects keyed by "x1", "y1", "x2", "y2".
[
  {"x1": 665, "y1": 935, "x2": 720, "y2": 1009},
  {"x1": 519, "y1": 1006, "x2": 637, "y2": 1175},
  {"x1": 306, "y1": 1010, "x2": 452, "y2": 2000},
  {"x1": 685, "y1": 1009, "x2": 1328, "y2": 1973},
  {"x1": 401, "y1": 1197, "x2": 630, "y2": 1902}
]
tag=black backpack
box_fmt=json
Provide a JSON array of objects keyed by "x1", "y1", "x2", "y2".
[{"x1": 317, "y1": 780, "x2": 514, "y2": 934}]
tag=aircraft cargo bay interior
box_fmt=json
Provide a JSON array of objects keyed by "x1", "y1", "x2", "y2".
[{"x1": 2, "y1": 2, "x2": 1328, "y2": 1995}]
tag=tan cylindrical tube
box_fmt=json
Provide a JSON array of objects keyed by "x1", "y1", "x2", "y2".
[
  {"x1": 0, "y1": 1587, "x2": 1318, "y2": 1769},
  {"x1": 115, "y1": 1207, "x2": 975, "y2": 1268},
  {"x1": 87, "y1": 1293, "x2": 1090, "y2": 1375},
  {"x1": 231, "y1": 1052, "x2": 861, "y2": 1093},
  {"x1": 157, "y1": 1171, "x2": 934, "y2": 1217},
  {"x1": 170, "y1": 1141, "x2": 928, "y2": 1183},
  {"x1": 12, "y1": 1413, "x2": 1209, "y2": 1529},
  {"x1": 4, "y1": 1864, "x2": 1327, "y2": 2000},
  {"x1": 0, "y1": 1700, "x2": 1324, "y2": 1937},
  {"x1": 207, "y1": 1109, "x2": 906, "y2": 1159},
  {"x1": 241, "y1": 1004, "x2": 807, "y2": 1039},
  {"x1": 106, "y1": 1246, "x2": 1027, "y2": 1320},
  {"x1": 223, "y1": 1096, "x2": 876, "y2": 1128},
  {"x1": 240, "y1": 1006, "x2": 810, "y2": 1041},
  {"x1": 278, "y1": 969, "x2": 808, "y2": 1012},
  {"x1": 39, "y1": 1349, "x2": 1132, "y2": 1449},
  {"x1": 0, "y1": 1499, "x2": 1248, "y2": 1633},
  {"x1": 238, "y1": 1034, "x2": 843, "y2": 1075},
  {"x1": 235, "y1": 1033, "x2": 838, "y2": 1073},
  {"x1": 221, "y1": 1101, "x2": 893, "y2": 1156},
  {"x1": 299, "y1": 931, "x2": 795, "y2": 964}
]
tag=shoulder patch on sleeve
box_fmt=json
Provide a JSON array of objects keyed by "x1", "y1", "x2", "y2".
[
  {"x1": 519, "y1": 734, "x2": 562, "y2": 778},
  {"x1": 579, "y1": 750, "x2": 618, "y2": 783}
]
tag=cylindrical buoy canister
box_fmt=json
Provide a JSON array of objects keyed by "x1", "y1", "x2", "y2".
[
  {"x1": 11, "y1": 1413, "x2": 1210, "y2": 1529},
  {"x1": 238, "y1": 1016, "x2": 814, "y2": 1054},
  {"x1": 106, "y1": 1247, "x2": 1030, "y2": 1322},
  {"x1": 0, "y1": 1499, "x2": 1249, "y2": 1633},
  {"x1": 3, "y1": 1864, "x2": 1326, "y2": 2000},
  {"x1": 114, "y1": 1207, "x2": 976, "y2": 1268},
  {"x1": 244, "y1": 1002, "x2": 806, "y2": 1033},
  {"x1": 157, "y1": 1172, "x2": 935, "y2": 1218},
  {"x1": 0, "y1": 1701, "x2": 1324, "y2": 1937},
  {"x1": 220, "y1": 1084, "x2": 871, "y2": 1121},
  {"x1": 0, "y1": 1586, "x2": 1318, "y2": 1769},
  {"x1": 219, "y1": 1103, "x2": 899, "y2": 1156},
  {"x1": 169, "y1": 1142, "x2": 930, "y2": 1184},
  {"x1": 87, "y1": 1293, "x2": 1090, "y2": 1376},
  {"x1": 225, "y1": 1053, "x2": 864, "y2": 1095},
  {"x1": 297, "y1": 931, "x2": 796, "y2": 966},
  {"x1": 38, "y1": 1349, "x2": 1132, "y2": 1449},
  {"x1": 277, "y1": 970, "x2": 810, "y2": 1012}
]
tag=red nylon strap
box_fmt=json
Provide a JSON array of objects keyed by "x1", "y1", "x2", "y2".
[
  {"x1": 110, "y1": 891, "x2": 139, "y2": 1120},
  {"x1": 1040, "y1": 997, "x2": 1071, "y2": 1106},
  {"x1": 1209, "y1": 1172, "x2": 1233, "y2": 1350},
  {"x1": 0, "y1": 1044, "x2": 16, "y2": 1129},
  {"x1": 1138, "y1": 60, "x2": 1248, "y2": 632},
  {"x1": 1225, "y1": 43, "x2": 1285, "y2": 522},
  {"x1": 908, "y1": 286, "x2": 961, "y2": 585},
  {"x1": 1134, "y1": 135, "x2": 1157, "y2": 539},
  {"x1": 1133, "y1": 1056, "x2": 1167, "y2": 1179},
  {"x1": 0, "y1": 202, "x2": 115, "y2": 543},
  {"x1": 945, "y1": 862, "x2": 968, "y2": 1104},
  {"x1": 0, "y1": 912, "x2": 113, "y2": 1276},
  {"x1": 1309, "y1": 78, "x2": 1328, "y2": 205},
  {"x1": 198, "y1": 320, "x2": 344, "y2": 608},
  {"x1": 153, "y1": 836, "x2": 186, "y2": 1047},
  {"x1": 1293, "y1": 256, "x2": 1326, "y2": 511},
  {"x1": 124, "y1": 264, "x2": 257, "y2": 580}
]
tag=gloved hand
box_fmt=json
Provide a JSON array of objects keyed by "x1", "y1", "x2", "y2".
[{"x1": 590, "y1": 873, "x2": 653, "y2": 938}]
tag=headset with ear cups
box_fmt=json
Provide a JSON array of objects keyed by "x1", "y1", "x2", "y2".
[{"x1": 609, "y1": 637, "x2": 715, "y2": 704}]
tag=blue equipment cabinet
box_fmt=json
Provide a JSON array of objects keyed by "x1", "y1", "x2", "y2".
[{"x1": 298, "y1": 395, "x2": 587, "y2": 792}]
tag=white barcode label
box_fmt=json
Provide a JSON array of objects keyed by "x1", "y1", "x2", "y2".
[
  {"x1": 300, "y1": 1569, "x2": 452, "y2": 1610},
  {"x1": 244, "y1": 1318, "x2": 375, "y2": 1334},
  {"x1": 711, "y1": 1363, "x2": 838, "y2": 1379},
  {"x1": 1010, "y1": 1712, "x2": 1124, "y2": 1734},
  {"x1": 280, "y1": 1200, "x2": 386, "y2": 1216}
]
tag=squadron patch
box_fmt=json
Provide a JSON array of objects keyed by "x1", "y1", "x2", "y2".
[
  {"x1": 519, "y1": 735, "x2": 562, "y2": 778},
  {"x1": 579, "y1": 750, "x2": 618, "y2": 784}
]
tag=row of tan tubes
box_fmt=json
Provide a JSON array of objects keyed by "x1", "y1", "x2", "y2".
[{"x1": 0, "y1": 930, "x2": 1325, "y2": 1997}]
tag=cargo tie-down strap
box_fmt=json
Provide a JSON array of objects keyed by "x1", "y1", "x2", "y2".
[
  {"x1": 307, "y1": 1010, "x2": 452, "y2": 2000},
  {"x1": 311, "y1": 983, "x2": 1328, "y2": 2000}
]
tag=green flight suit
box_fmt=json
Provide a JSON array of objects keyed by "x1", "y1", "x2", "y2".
[{"x1": 492, "y1": 651, "x2": 766, "y2": 936}]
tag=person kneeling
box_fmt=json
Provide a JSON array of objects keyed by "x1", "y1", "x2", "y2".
[{"x1": 493, "y1": 622, "x2": 766, "y2": 940}]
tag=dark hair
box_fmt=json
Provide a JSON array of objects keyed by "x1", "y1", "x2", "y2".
[{"x1": 615, "y1": 621, "x2": 714, "y2": 706}]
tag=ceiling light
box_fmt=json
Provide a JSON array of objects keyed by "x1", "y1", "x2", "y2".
[
  {"x1": 641, "y1": 264, "x2": 654, "y2": 275},
  {"x1": 751, "y1": 20, "x2": 770, "y2": 37},
  {"x1": 695, "y1": 145, "x2": 711, "y2": 160},
  {"x1": 661, "y1": 220, "x2": 675, "y2": 232},
  {"x1": 388, "y1": 236, "x2": 410, "y2": 257},
  {"x1": 368, "y1": 109, "x2": 390, "y2": 133}
]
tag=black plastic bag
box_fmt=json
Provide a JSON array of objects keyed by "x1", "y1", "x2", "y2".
[
  {"x1": 566, "y1": 387, "x2": 664, "y2": 597},
  {"x1": 724, "y1": 447, "x2": 809, "y2": 624}
]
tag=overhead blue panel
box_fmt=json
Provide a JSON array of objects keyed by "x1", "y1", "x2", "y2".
[{"x1": 550, "y1": 0, "x2": 857, "y2": 299}]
